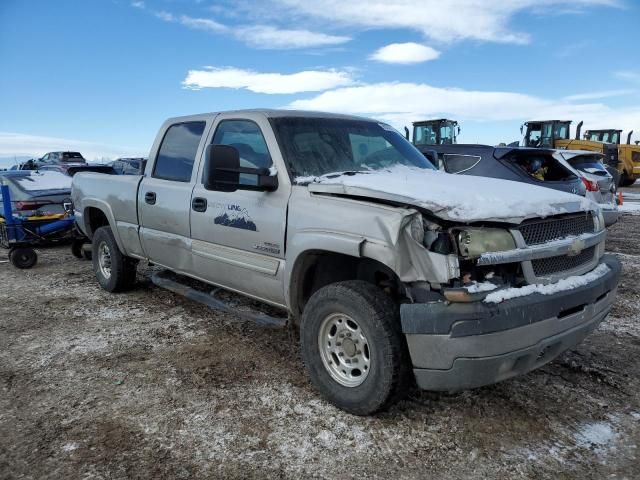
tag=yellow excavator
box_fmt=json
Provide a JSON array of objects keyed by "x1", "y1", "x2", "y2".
[{"x1": 522, "y1": 120, "x2": 640, "y2": 186}]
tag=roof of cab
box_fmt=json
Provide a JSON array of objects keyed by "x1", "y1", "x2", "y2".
[{"x1": 164, "y1": 109, "x2": 378, "y2": 124}]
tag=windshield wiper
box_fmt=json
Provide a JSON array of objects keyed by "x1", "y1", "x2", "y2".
[{"x1": 325, "y1": 170, "x2": 368, "y2": 178}]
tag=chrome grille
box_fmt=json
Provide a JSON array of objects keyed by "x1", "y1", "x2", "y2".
[
  {"x1": 519, "y1": 214, "x2": 595, "y2": 246},
  {"x1": 531, "y1": 246, "x2": 596, "y2": 277}
]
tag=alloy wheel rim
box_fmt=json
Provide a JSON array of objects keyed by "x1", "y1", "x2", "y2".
[
  {"x1": 318, "y1": 313, "x2": 371, "y2": 387},
  {"x1": 98, "y1": 241, "x2": 112, "y2": 279}
]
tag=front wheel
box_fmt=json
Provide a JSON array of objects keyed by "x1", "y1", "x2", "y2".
[
  {"x1": 92, "y1": 226, "x2": 137, "y2": 292},
  {"x1": 300, "y1": 280, "x2": 411, "y2": 415}
]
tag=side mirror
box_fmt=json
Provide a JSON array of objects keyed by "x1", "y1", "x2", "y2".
[
  {"x1": 520, "y1": 125, "x2": 524, "y2": 135},
  {"x1": 457, "y1": 126, "x2": 461, "y2": 135},
  {"x1": 204, "y1": 144, "x2": 278, "y2": 192},
  {"x1": 404, "y1": 126, "x2": 410, "y2": 140}
]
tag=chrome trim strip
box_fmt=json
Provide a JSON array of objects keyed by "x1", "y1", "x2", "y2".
[{"x1": 476, "y1": 229, "x2": 606, "y2": 266}]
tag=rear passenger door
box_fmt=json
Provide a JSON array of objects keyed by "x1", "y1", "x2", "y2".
[{"x1": 138, "y1": 120, "x2": 208, "y2": 273}]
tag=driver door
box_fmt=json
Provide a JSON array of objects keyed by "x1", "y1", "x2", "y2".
[{"x1": 190, "y1": 113, "x2": 289, "y2": 307}]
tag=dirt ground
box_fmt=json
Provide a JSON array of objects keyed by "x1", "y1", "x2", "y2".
[{"x1": 2, "y1": 195, "x2": 640, "y2": 479}]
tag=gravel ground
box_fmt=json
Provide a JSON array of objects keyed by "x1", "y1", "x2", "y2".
[{"x1": 1, "y1": 202, "x2": 640, "y2": 479}]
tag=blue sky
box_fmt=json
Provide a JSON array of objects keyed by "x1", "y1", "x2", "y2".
[{"x1": 1, "y1": 0, "x2": 639, "y2": 163}]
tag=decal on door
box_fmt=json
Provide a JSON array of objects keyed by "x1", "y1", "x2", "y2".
[{"x1": 212, "y1": 203, "x2": 258, "y2": 231}]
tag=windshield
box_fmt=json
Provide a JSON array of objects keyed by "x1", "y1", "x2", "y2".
[{"x1": 272, "y1": 117, "x2": 434, "y2": 178}]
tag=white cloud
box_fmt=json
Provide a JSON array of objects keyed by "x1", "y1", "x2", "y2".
[
  {"x1": 182, "y1": 66, "x2": 355, "y2": 94},
  {"x1": 286, "y1": 82, "x2": 640, "y2": 143},
  {"x1": 154, "y1": 10, "x2": 174, "y2": 22},
  {"x1": 370, "y1": 42, "x2": 440, "y2": 64},
  {"x1": 131, "y1": 1, "x2": 145, "y2": 9},
  {"x1": 0, "y1": 132, "x2": 143, "y2": 162},
  {"x1": 152, "y1": 10, "x2": 349, "y2": 49},
  {"x1": 615, "y1": 70, "x2": 640, "y2": 83},
  {"x1": 264, "y1": 0, "x2": 620, "y2": 44},
  {"x1": 563, "y1": 89, "x2": 636, "y2": 101},
  {"x1": 178, "y1": 15, "x2": 227, "y2": 33},
  {"x1": 237, "y1": 25, "x2": 350, "y2": 49}
]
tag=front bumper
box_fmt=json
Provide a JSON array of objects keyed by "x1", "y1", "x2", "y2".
[{"x1": 400, "y1": 255, "x2": 622, "y2": 391}]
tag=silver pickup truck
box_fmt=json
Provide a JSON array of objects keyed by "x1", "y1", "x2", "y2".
[{"x1": 72, "y1": 109, "x2": 621, "y2": 415}]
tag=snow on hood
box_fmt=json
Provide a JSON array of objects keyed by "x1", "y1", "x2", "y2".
[{"x1": 298, "y1": 165, "x2": 594, "y2": 223}]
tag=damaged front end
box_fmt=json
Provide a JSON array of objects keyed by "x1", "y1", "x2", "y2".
[
  {"x1": 400, "y1": 208, "x2": 609, "y2": 303},
  {"x1": 395, "y1": 207, "x2": 622, "y2": 391}
]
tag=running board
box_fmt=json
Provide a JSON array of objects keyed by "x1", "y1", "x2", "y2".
[{"x1": 151, "y1": 270, "x2": 287, "y2": 328}]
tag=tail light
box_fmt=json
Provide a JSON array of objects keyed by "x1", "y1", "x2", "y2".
[
  {"x1": 15, "y1": 201, "x2": 44, "y2": 211},
  {"x1": 581, "y1": 177, "x2": 600, "y2": 192}
]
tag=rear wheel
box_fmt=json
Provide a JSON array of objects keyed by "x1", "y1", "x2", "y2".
[
  {"x1": 92, "y1": 226, "x2": 137, "y2": 292},
  {"x1": 300, "y1": 280, "x2": 411, "y2": 415},
  {"x1": 9, "y1": 247, "x2": 37, "y2": 269}
]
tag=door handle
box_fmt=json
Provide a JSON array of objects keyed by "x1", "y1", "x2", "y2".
[
  {"x1": 192, "y1": 197, "x2": 207, "y2": 212},
  {"x1": 145, "y1": 191, "x2": 156, "y2": 205}
]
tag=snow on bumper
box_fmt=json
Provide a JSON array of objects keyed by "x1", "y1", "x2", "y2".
[{"x1": 400, "y1": 255, "x2": 622, "y2": 391}]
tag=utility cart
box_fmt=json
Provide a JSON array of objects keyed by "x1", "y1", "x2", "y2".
[{"x1": 0, "y1": 184, "x2": 76, "y2": 268}]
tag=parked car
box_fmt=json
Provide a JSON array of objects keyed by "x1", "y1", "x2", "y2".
[
  {"x1": 109, "y1": 157, "x2": 146, "y2": 175},
  {"x1": 0, "y1": 171, "x2": 71, "y2": 216},
  {"x1": 38, "y1": 163, "x2": 115, "y2": 176},
  {"x1": 39, "y1": 151, "x2": 87, "y2": 165},
  {"x1": 416, "y1": 144, "x2": 586, "y2": 196},
  {"x1": 554, "y1": 150, "x2": 619, "y2": 226},
  {"x1": 72, "y1": 109, "x2": 620, "y2": 415}
]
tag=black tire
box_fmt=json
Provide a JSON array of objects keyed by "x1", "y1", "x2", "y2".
[
  {"x1": 300, "y1": 280, "x2": 411, "y2": 415},
  {"x1": 9, "y1": 247, "x2": 38, "y2": 269},
  {"x1": 92, "y1": 226, "x2": 137, "y2": 292},
  {"x1": 71, "y1": 239, "x2": 85, "y2": 259},
  {"x1": 620, "y1": 172, "x2": 636, "y2": 187}
]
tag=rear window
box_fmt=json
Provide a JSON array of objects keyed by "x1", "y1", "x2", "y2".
[
  {"x1": 62, "y1": 152, "x2": 85, "y2": 162},
  {"x1": 566, "y1": 155, "x2": 606, "y2": 172},
  {"x1": 153, "y1": 122, "x2": 206, "y2": 182}
]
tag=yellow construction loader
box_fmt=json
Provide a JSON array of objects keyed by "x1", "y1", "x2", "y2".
[{"x1": 522, "y1": 120, "x2": 639, "y2": 186}]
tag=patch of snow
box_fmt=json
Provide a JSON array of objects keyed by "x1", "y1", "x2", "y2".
[
  {"x1": 484, "y1": 263, "x2": 610, "y2": 304},
  {"x1": 297, "y1": 165, "x2": 593, "y2": 222},
  {"x1": 619, "y1": 202, "x2": 640, "y2": 214},
  {"x1": 465, "y1": 281, "x2": 498, "y2": 293},
  {"x1": 574, "y1": 422, "x2": 617, "y2": 452},
  {"x1": 61, "y1": 442, "x2": 79, "y2": 452}
]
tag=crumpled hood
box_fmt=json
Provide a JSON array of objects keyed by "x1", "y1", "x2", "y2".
[{"x1": 301, "y1": 165, "x2": 594, "y2": 223}]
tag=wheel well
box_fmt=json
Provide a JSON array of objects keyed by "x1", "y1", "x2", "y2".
[
  {"x1": 84, "y1": 207, "x2": 110, "y2": 239},
  {"x1": 289, "y1": 251, "x2": 404, "y2": 319}
]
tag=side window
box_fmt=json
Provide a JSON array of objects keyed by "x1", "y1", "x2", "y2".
[
  {"x1": 153, "y1": 121, "x2": 206, "y2": 182},
  {"x1": 212, "y1": 120, "x2": 272, "y2": 185},
  {"x1": 442, "y1": 154, "x2": 481, "y2": 174}
]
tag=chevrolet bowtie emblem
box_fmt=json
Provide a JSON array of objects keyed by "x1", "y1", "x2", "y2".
[{"x1": 567, "y1": 238, "x2": 586, "y2": 257}]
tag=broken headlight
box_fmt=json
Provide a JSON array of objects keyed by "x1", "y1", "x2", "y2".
[{"x1": 456, "y1": 228, "x2": 515, "y2": 258}]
